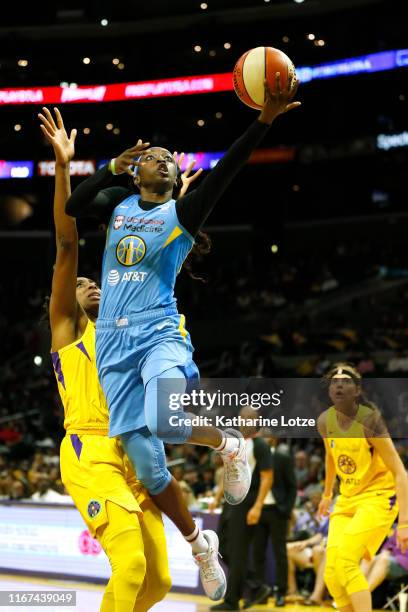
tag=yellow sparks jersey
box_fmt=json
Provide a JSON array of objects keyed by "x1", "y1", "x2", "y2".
[
  {"x1": 51, "y1": 320, "x2": 109, "y2": 435},
  {"x1": 326, "y1": 404, "x2": 395, "y2": 497}
]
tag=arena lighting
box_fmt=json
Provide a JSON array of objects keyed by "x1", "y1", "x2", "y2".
[
  {"x1": 297, "y1": 49, "x2": 408, "y2": 82},
  {"x1": 0, "y1": 49, "x2": 407, "y2": 106},
  {"x1": 0, "y1": 161, "x2": 34, "y2": 179},
  {"x1": 377, "y1": 131, "x2": 408, "y2": 150}
]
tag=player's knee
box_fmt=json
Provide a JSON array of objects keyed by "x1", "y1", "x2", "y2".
[
  {"x1": 118, "y1": 548, "x2": 146, "y2": 589},
  {"x1": 337, "y1": 552, "x2": 368, "y2": 593},
  {"x1": 120, "y1": 432, "x2": 171, "y2": 494},
  {"x1": 137, "y1": 463, "x2": 171, "y2": 495}
]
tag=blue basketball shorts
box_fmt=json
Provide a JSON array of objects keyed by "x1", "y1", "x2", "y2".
[{"x1": 95, "y1": 307, "x2": 199, "y2": 440}]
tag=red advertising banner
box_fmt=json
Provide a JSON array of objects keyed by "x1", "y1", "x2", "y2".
[
  {"x1": 0, "y1": 73, "x2": 233, "y2": 106},
  {"x1": 249, "y1": 147, "x2": 296, "y2": 163}
]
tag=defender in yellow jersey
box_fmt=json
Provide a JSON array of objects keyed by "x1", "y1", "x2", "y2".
[
  {"x1": 318, "y1": 363, "x2": 408, "y2": 612},
  {"x1": 40, "y1": 108, "x2": 171, "y2": 611}
]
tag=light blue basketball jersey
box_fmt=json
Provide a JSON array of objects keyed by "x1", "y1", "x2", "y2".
[{"x1": 99, "y1": 194, "x2": 194, "y2": 319}]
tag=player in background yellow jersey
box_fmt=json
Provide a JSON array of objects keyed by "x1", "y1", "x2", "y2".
[
  {"x1": 317, "y1": 363, "x2": 408, "y2": 612},
  {"x1": 38, "y1": 107, "x2": 172, "y2": 612}
]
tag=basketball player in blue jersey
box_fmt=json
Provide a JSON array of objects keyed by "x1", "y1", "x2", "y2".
[{"x1": 66, "y1": 74, "x2": 300, "y2": 592}]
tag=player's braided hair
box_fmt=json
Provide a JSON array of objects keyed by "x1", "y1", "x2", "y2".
[
  {"x1": 173, "y1": 166, "x2": 211, "y2": 282},
  {"x1": 183, "y1": 230, "x2": 212, "y2": 282}
]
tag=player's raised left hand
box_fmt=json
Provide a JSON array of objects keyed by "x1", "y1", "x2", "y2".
[
  {"x1": 259, "y1": 73, "x2": 301, "y2": 125},
  {"x1": 173, "y1": 152, "x2": 203, "y2": 198},
  {"x1": 38, "y1": 107, "x2": 76, "y2": 166}
]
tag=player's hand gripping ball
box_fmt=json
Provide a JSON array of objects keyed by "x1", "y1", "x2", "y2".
[{"x1": 233, "y1": 46, "x2": 297, "y2": 109}]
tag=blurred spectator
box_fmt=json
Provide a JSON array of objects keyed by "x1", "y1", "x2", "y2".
[
  {"x1": 294, "y1": 451, "x2": 310, "y2": 490},
  {"x1": 30, "y1": 476, "x2": 70, "y2": 504},
  {"x1": 357, "y1": 354, "x2": 376, "y2": 375},
  {"x1": 387, "y1": 351, "x2": 408, "y2": 373},
  {"x1": 363, "y1": 528, "x2": 408, "y2": 593},
  {"x1": 286, "y1": 517, "x2": 329, "y2": 603},
  {"x1": 9, "y1": 479, "x2": 27, "y2": 500},
  {"x1": 292, "y1": 488, "x2": 324, "y2": 539}
]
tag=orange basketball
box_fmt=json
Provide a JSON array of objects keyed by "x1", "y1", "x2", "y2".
[{"x1": 233, "y1": 46, "x2": 297, "y2": 110}]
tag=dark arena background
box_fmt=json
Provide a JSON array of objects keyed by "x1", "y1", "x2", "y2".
[{"x1": 1, "y1": 1, "x2": 408, "y2": 610}]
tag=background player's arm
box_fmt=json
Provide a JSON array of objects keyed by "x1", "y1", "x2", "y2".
[
  {"x1": 317, "y1": 412, "x2": 336, "y2": 516},
  {"x1": 176, "y1": 74, "x2": 301, "y2": 237},
  {"x1": 38, "y1": 107, "x2": 80, "y2": 350}
]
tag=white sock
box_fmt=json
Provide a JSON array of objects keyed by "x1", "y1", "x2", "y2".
[
  {"x1": 214, "y1": 430, "x2": 239, "y2": 454},
  {"x1": 185, "y1": 525, "x2": 209, "y2": 554}
]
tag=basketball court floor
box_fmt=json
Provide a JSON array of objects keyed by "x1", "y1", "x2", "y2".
[{"x1": 0, "y1": 574, "x2": 324, "y2": 611}]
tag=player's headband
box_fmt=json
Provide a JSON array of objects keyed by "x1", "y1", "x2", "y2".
[{"x1": 329, "y1": 366, "x2": 361, "y2": 382}]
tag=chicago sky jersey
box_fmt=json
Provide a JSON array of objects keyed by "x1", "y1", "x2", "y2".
[{"x1": 99, "y1": 194, "x2": 194, "y2": 319}]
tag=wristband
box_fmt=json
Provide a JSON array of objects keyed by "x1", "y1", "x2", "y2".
[
  {"x1": 323, "y1": 494, "x2": 333, "y2": 501},
  {"x1": 398, "y1": 523, "x2": 408, "y2": 530},
  {"x1": 109, "y1": 158, "x2": 118, "y2": 175}
]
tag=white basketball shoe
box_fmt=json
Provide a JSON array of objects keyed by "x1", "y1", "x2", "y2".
[
  {"x1": 220, "y1": 428, "x2": 251, "y2": 505},
  {"x1": 194, "y1": 530, "x2": 227, "y2": 601}
]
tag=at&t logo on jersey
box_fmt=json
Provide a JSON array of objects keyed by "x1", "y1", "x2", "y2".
[
  {"x1": 107, "y1": 269, "x2": 147, "y2": 286},
  {"x1": 107, "y1": 270, "x2": 120, "y2": 286},
  {"x1": 122, "y1": 271, "x2": 147, "y2": 282},
  {"x1": 116, "y1": 235, "x2": 146, "y2": 266}
]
